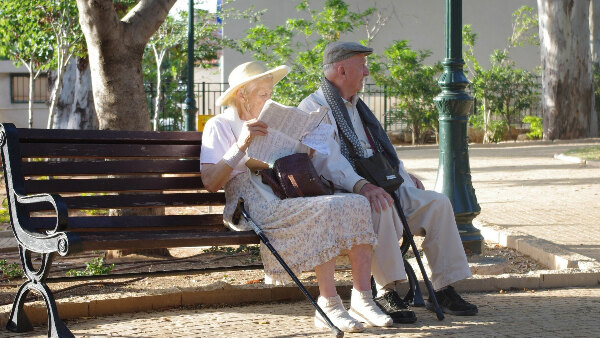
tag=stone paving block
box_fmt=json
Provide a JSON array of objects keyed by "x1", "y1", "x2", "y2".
[
  {"x1": 56, "y1": 300, "x2": 88, "y2": 320},
  {"x1": 89, "y1": 295, "x2": 154, "y2": 317},
  {"x1": 492, "y1": 275, "x2": 540, "y2": 291}
]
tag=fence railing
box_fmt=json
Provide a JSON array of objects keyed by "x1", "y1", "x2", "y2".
[{"x1": 145, "y1": 81, "x2": 543, "y2": 132}]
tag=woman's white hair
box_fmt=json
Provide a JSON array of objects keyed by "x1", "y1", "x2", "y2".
[{"x1": 237, "y1": 74, "x2": 274, "y2": 98}]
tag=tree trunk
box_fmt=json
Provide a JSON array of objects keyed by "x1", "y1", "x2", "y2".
[
  {"x1": 76, "y1": 0, "x2": 176, "y2": 257},
  {"x1": 537, "y1": 0, "x2": 598, "y2": 139},
  {"x1": 28, "y1": 63, "x2": 35, "y2": 129},
  {"x1": 76, "y1": 0, "x2": 176, "y2": 131},
  {"x1": 483, "y1": 98, "x2": 491, "y2": 144},
  {"x1": 52, "y1": 58, "x2": 98, "y2": 130}
]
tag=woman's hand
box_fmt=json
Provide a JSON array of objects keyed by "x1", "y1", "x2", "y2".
[{"x1": 237, "y1": 119, "x2": 268, "y2": 151}]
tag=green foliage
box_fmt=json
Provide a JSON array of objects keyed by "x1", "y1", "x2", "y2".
[
  {"x1": 0, "y1": 259, "x2": 24, "y2": 279},
  {"x1": 522, "y1": 115, "x2": 542, "y2": 139},
  {"x1": 463, "y1": 6, "x2": 540, "y2": 142},
  {"x1": 0, "y1": 1, "x2": 53, "y2": 69},
  {"x1": 369, "y1": 41, "x2": 442, "y2": 144},
  {"x1": 0, "y1": 198, "x2": 10, "y2": 224},
  {"x1": 66, "y1": 257, "x2": 114, "y2": 277},
  {"x1": 238, "y1": 0, "x2": 376, "y2": 106},
  {"x1": 487, "y1": 120, "x2": 508, "y2": 143}
]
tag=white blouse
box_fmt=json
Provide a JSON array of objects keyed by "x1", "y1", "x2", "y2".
[{"x1": 200, "y1": 107, "x2": 250, "y2": 179}]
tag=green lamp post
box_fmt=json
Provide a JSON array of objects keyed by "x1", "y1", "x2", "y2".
[
  {"x1": 434, "y1": 0, "x2": 483, "y2": 254},
  {"x1": 185, "y1": 0, "x2": 198, "y2": 131}
]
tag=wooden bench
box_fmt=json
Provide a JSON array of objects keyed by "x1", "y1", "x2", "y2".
[
  {"x1": 0, "y1": 123, "x2": 423, "y2": 337},
  {"x1": 0, "y1": 123, "x2": 260, "y2": 337}
]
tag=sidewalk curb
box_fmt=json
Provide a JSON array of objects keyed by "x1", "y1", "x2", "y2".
[
  {"x1": 1, "y1": 269, "x2": 599, "y2": 328},
  {"x1": 475, "y1": 220, "x2": 600, "y2": 271}
]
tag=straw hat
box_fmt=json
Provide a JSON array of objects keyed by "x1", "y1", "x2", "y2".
[{"x1": 216, "y1": 61, "x2": 290, "y2": 106}]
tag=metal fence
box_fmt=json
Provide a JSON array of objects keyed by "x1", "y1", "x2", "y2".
[{"x1": 145, "y1": 81, "x2": 543, "y2": 132}]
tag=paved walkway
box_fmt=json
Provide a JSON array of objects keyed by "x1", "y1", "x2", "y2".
[
  {"x1": 7, "y1": 287, "x2": 600, "y2": 337},
  {"x1": 1, "y1": 140, "x2": 600, "y2": 337},
  {"x1": 399, "y1": 140, "x2": 600, "y2": 262}
]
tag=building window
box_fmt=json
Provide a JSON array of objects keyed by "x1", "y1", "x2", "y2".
[{"x1": 10, "y1": 73, "x2": 49, "y2": 104}]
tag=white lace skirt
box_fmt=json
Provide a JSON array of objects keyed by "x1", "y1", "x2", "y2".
[{"x1": 223, "y1": 171, "x2": 376, "y2": 284}]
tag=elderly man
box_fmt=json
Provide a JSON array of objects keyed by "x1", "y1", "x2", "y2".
[{"x1": 300, "y1": 41, "x2": 478, "y2": 323}]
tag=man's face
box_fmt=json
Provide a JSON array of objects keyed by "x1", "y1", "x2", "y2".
[{"x1": 341, "y1": 54, "x2": 369, "y2": 97}]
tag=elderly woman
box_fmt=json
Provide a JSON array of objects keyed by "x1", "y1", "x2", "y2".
[{"x1": 200, "y1": 61, "x2": 392, "y2": 332}]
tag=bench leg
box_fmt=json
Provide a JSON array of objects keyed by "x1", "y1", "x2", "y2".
[{"x1": 6, "y1": 246, "x2": 74, "y2": 338}]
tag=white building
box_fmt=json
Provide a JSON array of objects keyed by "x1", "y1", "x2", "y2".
[{"x1": 0, "y1": 60, "x2": 49, "y2": 128}]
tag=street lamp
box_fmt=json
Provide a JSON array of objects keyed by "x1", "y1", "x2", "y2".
[
  {"x1": 434, "y1": 0, "x2": 483, "y2": 254},
  {"x1": 185, "y1": 0, "x2": 198, "y2": 131}
]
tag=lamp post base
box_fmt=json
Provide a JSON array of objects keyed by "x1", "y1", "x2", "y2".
[{"x1": 457, "y1": 223, "x2": 484, "y2": 254}]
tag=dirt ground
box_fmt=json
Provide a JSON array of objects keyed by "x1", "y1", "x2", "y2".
[
  {"x1": 0, "y1": 237, "x2": 548, "y2": 308},
  {"x1": 0, "y1": 176, "x2": 547, "y2": 308}
]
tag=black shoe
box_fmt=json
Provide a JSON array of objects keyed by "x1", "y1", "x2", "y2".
[
  {"x1": 374, "y1": 290, "x2": 417, "y2": 324},
  {"x1": 426, "y1": 286, "x2": 478, "y2": 316}
]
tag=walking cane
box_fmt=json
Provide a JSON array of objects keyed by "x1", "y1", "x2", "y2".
[
  {"x1": 392, "y1": 191, "x2": 445, "y2": 321},
  {"x1": 232, "y1": 197, "x2": 344, "y2": 338}
]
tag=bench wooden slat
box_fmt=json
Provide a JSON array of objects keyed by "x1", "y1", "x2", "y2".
[
  {"x1": 27, "y1": 192, "x2": 226, "y2": 211},
  {"x1": 17, "y1": 128, "x2": 202, "y2": 144},
  {"x1": 24, "y1": 176, "x2": 204, "y2": 194},
  {"x1": 75, "y1": 230, "x2": 260, "y2": 251},
  {"x1": 22, "y1": 159, "x2": 200, "y2": 176},
  {"x1": 20, "y1": 143, "x2": 201, "y2": 159},
  {"x1": 31, "y1": 214, "x2": 226, "y2": 231}
]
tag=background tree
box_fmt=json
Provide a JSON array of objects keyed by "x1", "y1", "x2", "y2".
[
  {"x1": 463, "y1": 6, "x2": 540, "y2": 143},
  {"x1": 75, "y1": 0, "x2": 177, "y2": 131},
  {"x1": 238, "y1": 0, "x2": 376, "y2": 106},
  {"x1": 143, "y1": 2, "x2": 259, "y2": 131},
  {"x1": 537, "y1": 0, "x2": 598, "y2": 139},
  {"x1": 146, "y1": 14, "x2": 186, "y2": 130},
  {"x1": 54, "y1": 1, "x2": 137, "y2": 130},
  {"x1": 43, "y1": 0, "x2": 86, "y2": 129},
  {"x1": 369, "y1": 41, "x2": 442, "y2": 144},
  {"x1": 0, "y1": 1, "x2": 53, "y2": 128}
]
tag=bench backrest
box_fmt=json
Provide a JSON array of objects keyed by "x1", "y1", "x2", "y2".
[{"x1": 0, "y1": 123, "x2": 230, "y2": 234}]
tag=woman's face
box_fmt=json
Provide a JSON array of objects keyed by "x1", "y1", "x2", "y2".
[{"x1": 239, "y1": 77, "x2": 273, "y2": 119}]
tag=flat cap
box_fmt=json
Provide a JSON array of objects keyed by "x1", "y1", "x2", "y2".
[{"x1": 323, "y1": 41, "x2": 373, "y2": 65}]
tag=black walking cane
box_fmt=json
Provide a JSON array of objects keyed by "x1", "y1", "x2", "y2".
[
  {"x1": 391, "y1": 191, "x2": 444, "y2": 321},
  {"x1": 232, "y1": 197, "x2": 344, "y2": 338}
]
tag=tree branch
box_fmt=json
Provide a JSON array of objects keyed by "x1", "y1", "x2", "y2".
[
  {"x1": 122, "y1": 0, "x2": 177, "y2": 45},
  {"x1": 75, "y1": 0, "x2": 122, "y2": 41}
]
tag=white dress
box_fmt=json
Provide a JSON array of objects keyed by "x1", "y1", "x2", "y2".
[{"x1": 200, "y1": 107, "x2": 376, "y2": 284}]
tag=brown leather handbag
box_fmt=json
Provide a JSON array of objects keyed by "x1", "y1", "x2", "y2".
[{"x1": 260, "y1": 153, "x2": 334, "y2": 199}]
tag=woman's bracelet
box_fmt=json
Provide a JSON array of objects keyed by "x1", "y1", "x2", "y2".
[{"x1": 223, "y1": 143, "x2": 245, "y2": 169}]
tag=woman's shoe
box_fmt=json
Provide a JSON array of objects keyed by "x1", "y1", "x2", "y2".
[
  {"x1": 314, "y1": 295, "x2": 365, "y2": 333},
  {"x1": 348, "y1": 289, "x2": 393, "y2": 327}
]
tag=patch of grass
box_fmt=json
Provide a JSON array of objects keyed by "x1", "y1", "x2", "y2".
[
  {"x1": 0, "y1": 259, "x2": 24, "y2": 279},
  {"x1": 203, "y1": 244, "x2": 260, "y2": 256},
  {"x1": 565, "y1": 146, "x2": 600, "y2": 161},
  {"x1": 66, "y1": 257, "x2": 114, "y2": 277}
]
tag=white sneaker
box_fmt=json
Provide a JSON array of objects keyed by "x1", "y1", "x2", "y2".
[
  {"x1": 349, "y1": 288, "x2": 393, "y2": 327},
  {"x1": 314, "y1": 295, "x2": 365, "y2": 333}
]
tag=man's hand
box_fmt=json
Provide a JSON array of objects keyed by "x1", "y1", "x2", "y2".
[
  {"x1": 409, "y1": 173, "x2": 424, "y2": 190},
  {"x1": 359, "y1": 183, "x2": 394, "y2": 213}
]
